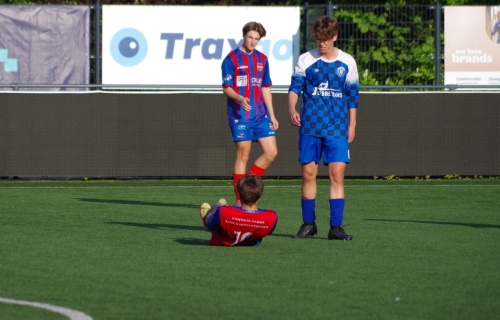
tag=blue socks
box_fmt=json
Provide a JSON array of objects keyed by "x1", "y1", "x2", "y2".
[
  {"x1": 301, "y1": 198, "x2": 316, "y2": 223},
  {"x1": 329, "y1": 198, "x2": 345, "y2": 227},
  {"x1": 301, "y1": 198, "x2": 345, "y2": 226}
]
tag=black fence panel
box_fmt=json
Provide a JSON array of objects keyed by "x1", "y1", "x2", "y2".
[
  {"x1": 302, "y1": 3, "x2": 442, "y2": 86},
  {"x1": 1, "y1": 91, "x2": 498, "y2": 179}
]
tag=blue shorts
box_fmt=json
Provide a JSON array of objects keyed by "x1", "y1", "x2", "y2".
[
  {"x1": 230, "y1": 119, "x2": 275, "y2": 142},
  {"x1": 299, "y1": 135, "x2": 350, "y2": 165}
]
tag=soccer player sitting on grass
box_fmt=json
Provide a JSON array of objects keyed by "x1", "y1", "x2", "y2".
[{"x1": 199, "y1": 174, "x2": 278, "y2": 246}]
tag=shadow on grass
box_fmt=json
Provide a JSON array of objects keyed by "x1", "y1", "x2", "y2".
[
  {"x1": 265, "y1": 233, "x2": 325, "y2": 239},
  {"x1": 106, "y1": 222, "x2": 211, "y2": 245},
  {"x1": 175, "y1": 238, "x2": 209, "y2": 246},
  {"x1": 366, "y1": 218, "x2": 500, "y2": 229},
  {"x1": 77, "y1": 198, "x2": 198, "y2": 209},
  {"x1": 106, "y1": 221, "x2": 205, "y2": 231},
  {"x1": 105, "y1": 222, "x2": 301, "y2": 242}
]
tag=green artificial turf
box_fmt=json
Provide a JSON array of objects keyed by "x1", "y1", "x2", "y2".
[{"x1": 0, "y1": 179, "x2": 499, "y2": 319}]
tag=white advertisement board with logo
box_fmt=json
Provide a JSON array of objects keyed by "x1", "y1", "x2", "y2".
[
  {"x1": 102, "y1": 6, "x2": 300, "y2": 87},
  {"x1": 444, "y1": 6, "x2": 500, "y2": 85}
]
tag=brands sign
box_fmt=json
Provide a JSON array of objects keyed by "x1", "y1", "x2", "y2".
[{"x1": 444, "y1": 6, "x2": 500, "y2": 85}]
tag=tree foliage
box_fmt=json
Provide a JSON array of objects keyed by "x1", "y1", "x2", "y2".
[{"x1": 333, "y1": 5, "x2": 440, "y2": 86}]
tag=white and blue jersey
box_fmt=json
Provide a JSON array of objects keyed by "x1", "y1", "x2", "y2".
[{"x1": 289, "y1": 48, "x2": 359, "y2": 138}]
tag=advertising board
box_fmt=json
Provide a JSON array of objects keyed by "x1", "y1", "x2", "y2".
[
  {"x1": 102, "y1": 6, "x2": 300, "y2": 87},
  {"x1": 444, "y1": 6, "x2": 500, "y2": 85}
]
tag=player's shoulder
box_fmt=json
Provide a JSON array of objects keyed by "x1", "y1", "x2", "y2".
[
  {"x1": 220, "y1": 205, "x2": 237, "y2": 212},
  {"x1": 299, "y1": 48, "x2": 320, "y2": 61},
  {"x1": 260, "y1": 208, "x2": 278, "y2": 216},
  {"x1": 252, "y1": 49, "x2": 269, "y2": 62},
  {"x1": 297, "y1": 49, "x2": 321, "y2": 69},
  {"x1": 337, "y1": 49, "x2": 357, "y2": 64},
  {"x1": 253, "y1": 48, "x2": 267, "y2": 56},
  {"x1": 222, "y1": 49, "x2": 238, "y2": 65},
  {"x1": 225, "y1": 47, "x2": 240, "y2": 58}
]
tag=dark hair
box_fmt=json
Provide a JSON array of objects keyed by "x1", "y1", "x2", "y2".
[
  {"x1": 311, "y1": 16, "x2": 339, "y2": 40},
  {"x1": 242, "y1": 21, "x2": 267, "y2": 38},
  {"x1": 237, "y1": 174, "x2": 264, "y2": 205}
]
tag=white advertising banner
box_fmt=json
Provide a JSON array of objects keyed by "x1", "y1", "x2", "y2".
[
  {"x1": 444, "y1": 6, "x2": 500, "y2": 85},
  {"x1": 102, "y1": 6, "x2": 300, "y2": 87}
]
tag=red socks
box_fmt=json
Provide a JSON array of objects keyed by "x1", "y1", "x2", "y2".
[
  {"x1": 248, "y1": 164, "x2": 265, "y2": 177},
  {"x1": 232, "y1": 173, "x2": 245, "y2": 201},
  {"x1": 233, "y1": 164, "x2": 266, "y2": 201}
]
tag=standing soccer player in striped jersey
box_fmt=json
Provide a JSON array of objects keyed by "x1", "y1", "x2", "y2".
[
  {"x1": 221, "y1": 22, "x2": 279, "y2": 206},
  {"x1": 288, "y1": 16, "x2": 359, "y2": 240}
]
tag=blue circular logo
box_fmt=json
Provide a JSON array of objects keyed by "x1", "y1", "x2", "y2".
[{"x1": 110, "y1": 28, "x2": 148, "y2": 67}]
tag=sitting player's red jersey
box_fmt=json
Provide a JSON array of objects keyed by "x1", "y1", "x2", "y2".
[{"x1": 207, "y1": 206, "x2": 278, "y2": 246}]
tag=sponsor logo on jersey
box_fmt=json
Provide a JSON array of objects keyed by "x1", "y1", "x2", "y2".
[
  {"x1": 223, "y1": 74, "x2": 232, "y2": 82},
  {"x1": 336, "y1": 66, "x2": 346, "y2": 77},
  {"x1": 237, "y1": 75, "x2": 247, "y2": 87},
  {"x1": 311, "y1": 81, "x2": 343, "y2": 98},
  {"x1": 251, "y1": 77, "x2": 262, "y2": 86}
]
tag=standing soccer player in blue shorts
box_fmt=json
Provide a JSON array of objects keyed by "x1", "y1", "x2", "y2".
[
  {"x1": 221, "y1": 21, "x2": 279, "y2": 206},
  {"x1": 288, "y1": 16, "x2": 359, "y2": 240}
]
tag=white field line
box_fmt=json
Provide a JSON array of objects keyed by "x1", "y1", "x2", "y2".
[{"x1": 0, "y1": 297, "x2": 93, "y2": 320}]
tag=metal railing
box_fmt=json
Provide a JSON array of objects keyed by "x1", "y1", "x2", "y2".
[{"x1": 2, "y1": 84, "x2": 500, "y2": 92}]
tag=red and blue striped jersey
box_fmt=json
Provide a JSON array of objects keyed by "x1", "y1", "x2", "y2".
[{"x1": 221, "y1": 48, "x2": 272, "y2": 126}]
